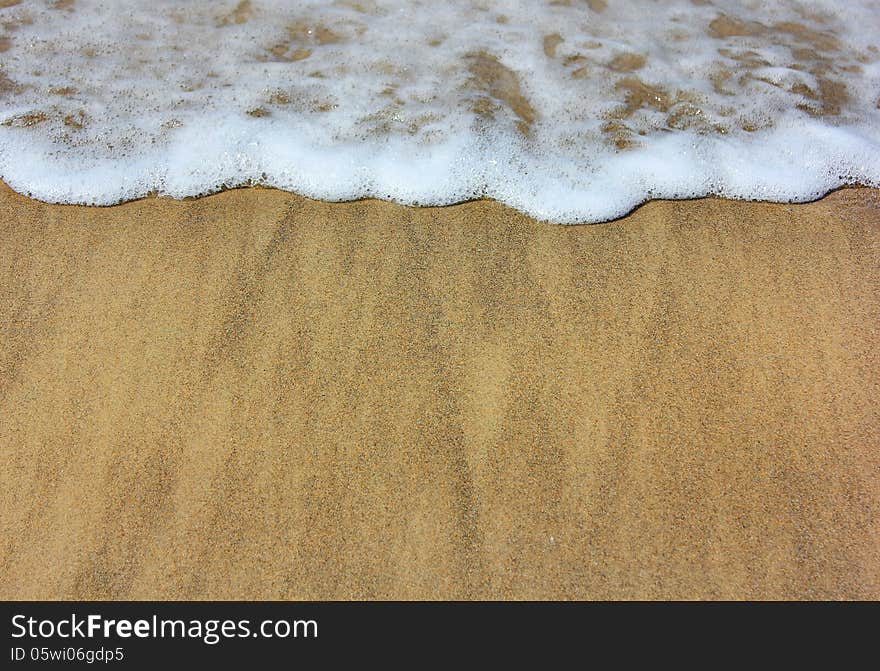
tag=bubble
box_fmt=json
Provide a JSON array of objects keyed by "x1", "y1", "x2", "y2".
[{"x1": 0, "y1": 0, "x2": 878, "y2": 222}]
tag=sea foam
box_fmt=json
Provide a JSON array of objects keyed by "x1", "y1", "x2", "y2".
[{"x1": 1, "y1": 0, "x2": 878, "y2": 223}]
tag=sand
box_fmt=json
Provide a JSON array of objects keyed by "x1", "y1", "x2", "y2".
[{"x1": 0, "y1": 181, "x2": 878, "y2": 600}]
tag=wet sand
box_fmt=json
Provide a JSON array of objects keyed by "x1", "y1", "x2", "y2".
[{"x1": 0, "y1": 182, "x2": 878, "y2": 599}]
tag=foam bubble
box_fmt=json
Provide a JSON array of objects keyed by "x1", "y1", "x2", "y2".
[{"x1": 0, "y1": 0, "x2": 878, "y2": 222}]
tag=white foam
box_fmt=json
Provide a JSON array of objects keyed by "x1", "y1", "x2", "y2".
[{"x1": 1, "y1": 0, "x2": 878, "y2": 222}]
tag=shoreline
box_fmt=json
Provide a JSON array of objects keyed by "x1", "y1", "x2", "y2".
[
  {"x1": 2, "y1": 181, "x2": 877, "y2": 225},
  {"x1": 1, "y1": 182, "x2": 878, "y2": 599}
]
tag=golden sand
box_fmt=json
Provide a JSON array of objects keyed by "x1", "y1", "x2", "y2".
[{"x1": 1, "y1": 182, "x2": 878, "y2": 599}]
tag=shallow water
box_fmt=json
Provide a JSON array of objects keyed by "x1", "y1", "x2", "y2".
[{"x1": 1, "y1": 0, "x2": 878, "y2": 222}]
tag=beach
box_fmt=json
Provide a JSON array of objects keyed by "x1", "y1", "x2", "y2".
[{"x1": 1, "y1": 181, "x2": 877, "y2": 600}]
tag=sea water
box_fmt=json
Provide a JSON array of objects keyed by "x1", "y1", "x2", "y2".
[{"x1": 0, "y1": 0, "x2": 878, "y2": 222}]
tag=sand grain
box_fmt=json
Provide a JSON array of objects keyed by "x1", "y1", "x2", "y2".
[{"x1": 1, "y1": 183, "x2": 878, "y2": 599}]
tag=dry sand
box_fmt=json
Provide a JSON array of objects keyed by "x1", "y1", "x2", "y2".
[{"x1": 0, "y1": 181, "x2": 878, "y2": 600}]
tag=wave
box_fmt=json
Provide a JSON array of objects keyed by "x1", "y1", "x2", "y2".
[{"x1": 1, "y1": 0, "x2": 878, "y2": 222}]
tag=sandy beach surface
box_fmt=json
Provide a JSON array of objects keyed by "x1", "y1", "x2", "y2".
[{"x1": 1, "y1": 181, "x2": 878, "y2": 600}]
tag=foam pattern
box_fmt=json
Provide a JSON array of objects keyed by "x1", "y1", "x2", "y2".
[{"x1": 1, "y1": 0, "x2": 878, "y2": 222}]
